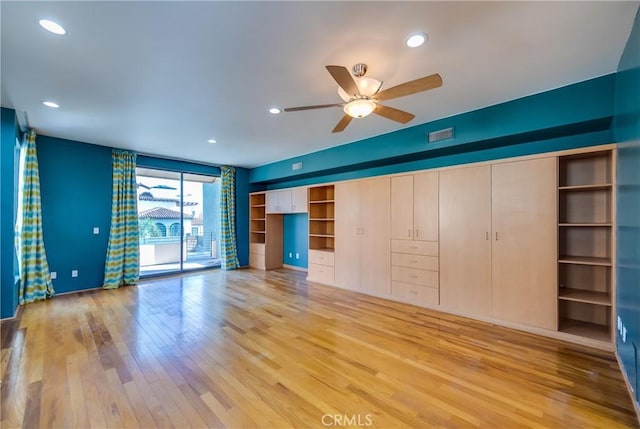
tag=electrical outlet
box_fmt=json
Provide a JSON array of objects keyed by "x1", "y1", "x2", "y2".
[
  {"x1": 289, "y1": 252, "x2": 293, "y2": 258},
  {"x1": 623, "y1": 326, "x2": 627, "y2": 343},
  {"x1": 71, "y1": 270, "x2": 78, "y2": 278},
  {"x1": 618, "y1": 316, "x2": 622, "y2": 332},
  {"x1": 93, "y1": 227, "x2": 99, "y2": 235},
  {"x1": 295, "y1": 253, "x2": 300, "y2": 259},
  {"x1": 50, "y1": 271, "x2": 57, "y2": 280}
]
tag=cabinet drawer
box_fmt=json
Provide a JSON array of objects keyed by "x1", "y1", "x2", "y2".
[
  {"x1": 307, "y1": 263, "x2": 334, "y2": 285},
  {"x1": 391, "y1": 266, "x2": 438, "y2": 288},
  {"x1": 391, "y1": 240, "x2": 438, "y2": 256},
  {"x1": 249, "y1": 253, "x2": 265, "y2": 269},
  {"x1": 309, "y1": 249, "x2": 334, "y2": 266},
  {"x1": 391, "y1": 253, "x2": 438, "y2": 271},
  {"x1": 391, "y1": 281, "x2": 439, "y2": 307},
  {"x1": 250, "y1": 243, "x2": 265, "y2": 255}
]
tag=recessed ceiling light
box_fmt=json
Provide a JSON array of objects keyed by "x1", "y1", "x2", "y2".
[
  {"x1": 406, "y1": 32, "x2": 427, "y2": 48},
  {"x1": 42, "y1": 100, "x2": 60, "y2": 108},
  {"x1": 39, "y1": 19, "x2": 66, "y2": 35},
  {"x1": 208, "y1": 139, "x2": 217, "y2": 144},
  {"x1": 269, "y1": 107, "x2": 281, "y2": 114}
]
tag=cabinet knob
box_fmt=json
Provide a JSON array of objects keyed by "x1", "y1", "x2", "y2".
[
  {"x1": 410, "y1": 290, "x2": 418, "y2": 295},
  {"x1": 411, "y1": 260, "x2": 418, "y2": 264},
  {"x1": 410, "y1": 275, "x2": 418, "y2": 279}
]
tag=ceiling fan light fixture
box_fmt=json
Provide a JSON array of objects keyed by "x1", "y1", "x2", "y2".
[
  {"x1": 338, "y1": 77, "x2": 382, "y2": 102},
  {"x1": 344, "y1": 99, "x2": 376, "y2": 118}
]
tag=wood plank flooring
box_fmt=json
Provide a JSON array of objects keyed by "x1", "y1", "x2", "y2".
[{"x1": 1, "y1": 268, "x2": 638, "y2": 428}]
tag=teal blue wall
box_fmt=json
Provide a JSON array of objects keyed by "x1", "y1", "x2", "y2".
[
  {"x1": 1, "y1": 108, "x2": 19, "y2": 318},
  {"x1": 614, "y1": 7, "x2": 640, "y2": 408},
  {"x1": 251, "y1": 74, "x2": 615, "y2": 188},
  {"x1": 235, "y1": 167, "x2": 250, "y2": 267},
  {"x1": 37, "y1": 136, "x2": 113, "y2": 294},
  {"x1": 283, "y1": 214, "x2": 308, "y2": 268}
]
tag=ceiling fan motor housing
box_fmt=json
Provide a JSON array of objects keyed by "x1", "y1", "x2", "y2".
[{"x1": 352, "y1": 63, "x2": 367, "y2": 77}]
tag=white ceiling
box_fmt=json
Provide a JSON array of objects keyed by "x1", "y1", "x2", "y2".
[{"x1": 1, "y1": 1, "x2": 638, "y2": 168}]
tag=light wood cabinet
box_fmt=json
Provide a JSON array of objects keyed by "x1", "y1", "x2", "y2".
[
  {"x1": 439, "y1": 158, "x2": 558, "y2": 329},
  {"x1": 439, "y1": 165, "x2": 493, "y2": 317},
  {"x1": 491, "y1": 158, "x2": 557, "y2": 330},
  {"x1": 391, "y1": 172, "x2": 438, "y2": 241},
  {"x1": 557, "y1": 150, "x2": 615, "y2": 342},
  {"x1": 266, "y1": 188, "x2": 308, "y2": 214},
  {"x1": 335, "y1": 177, "x2": 390, "y2": 295}
]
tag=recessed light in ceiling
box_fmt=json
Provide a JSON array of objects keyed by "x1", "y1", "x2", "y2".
[
  {"x1": 406, "y1": 32, "x2": 428, "y2": 48},
  {"x1": 42, "y1": 100, "x2": 60, "y2": 108},
  {"x1": 39, "y1": 19, "x2": 66, "y2": 35},
  {"x1": 269, "y1": 107, "x2": 281, "y2": 114},
  {"x1": 208, "y1": 139, "x2": 217, "y2": 144}
]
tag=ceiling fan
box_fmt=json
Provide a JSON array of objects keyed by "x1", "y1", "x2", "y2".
[{"x1": 284, "y1": 63, "x2": 442, "y2": 133}]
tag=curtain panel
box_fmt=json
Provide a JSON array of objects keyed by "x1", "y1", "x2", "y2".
[
  {"x1": 17, "y1": 130, "x2": 54, "y2": 304},
  {"x1": 220, "y1": 166, "x2": 239, "y2": 270},
  {"x1": 103, "y1": 150, "x2": 140, "y2": 289}
]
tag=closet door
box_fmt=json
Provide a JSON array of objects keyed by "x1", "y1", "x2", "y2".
[
  {"x1": 360, "y1": 177, "x2": 391, "y2": 295},
  {"x1": 334, "y1": 181, "x2": 361, "y2": 291},
  {"x1": 413, "y1": 171, "x2": 438, "y2": 241},
  {"x1": 390, "y1": 175, "x2": 413, "y2": 240},
  {"x1": 439, "y1": 165, "x2": 492, "y2": 317},
  {"x1": 491, "y1": 157, "x2": 557, "y2": 329}
]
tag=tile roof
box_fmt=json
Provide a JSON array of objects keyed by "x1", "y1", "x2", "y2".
[{"x1": 138, "y1": 207, "x2": 194, "y2": 219}]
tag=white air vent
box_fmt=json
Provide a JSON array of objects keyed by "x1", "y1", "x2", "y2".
[
  {"x1": 292, "y1": 162, "x2": 303, "y2": 171},
  {"x1": 428, "y1": 127, "x2": 454, "y2": 143}
]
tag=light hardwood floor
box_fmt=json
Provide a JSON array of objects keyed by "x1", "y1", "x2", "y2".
[{"x1": 1, "y1": 268, "x2": 638, "y2": 428}]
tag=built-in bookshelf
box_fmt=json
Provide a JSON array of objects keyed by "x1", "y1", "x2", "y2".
[
  {"x1": 250, "y1": 193, "x2": 266, "y2": 245},
  {"x1": 557, "y1": 150, "x2": 614, "y2": 342},
  {"x1": 308, "y1": 185, "x2": 335, "y2": 251}
]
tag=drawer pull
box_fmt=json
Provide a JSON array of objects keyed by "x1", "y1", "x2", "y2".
[
  {"x1": 409, "y1": 246, "x2": 418, "y2": 249},
  {"x1": 410, "y1": 275, "x2": 418, "y2": 279},
  {"x1": 409, "y1": 290, "x2": 418, "y2": 294},
  {"x1": 411, "y1": 260, "x2": 418, "y2": 264}
]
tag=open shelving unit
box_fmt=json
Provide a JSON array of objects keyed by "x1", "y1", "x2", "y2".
[
  {"x1": 250, "y1": 193, "x2": 266, "y2": 245},
  {"x1": 249, "y1": 192, "x2": 283, "y2": 269},
  {"x1": 557, "y1": 150, "x2": 615, "y2": 342},
  {"x1": 308, "y1": 185, "x2": 335, "y2": 252}
]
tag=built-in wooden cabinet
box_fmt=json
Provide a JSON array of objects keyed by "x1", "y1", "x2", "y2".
[
  {"x1": 391, "y1": 172, "x2": 439, "y2": 241},
  {"x1": 558, "y1": 150, "x2": 615, "y2": 342},
  {"x1": 250, "y1": 145, "x2": 617, "y2": 349},
  {"x1": 335, "y1": 177, "x2": 390, "y2": 295},
  {"x1": 249, "y1": 192, "x2": 283, "y2": 269},
  {"x1": 439, "y1": 165, "x2": 493, "y2": 317},
  {"x1": 439, "y1": 158, "x2": 557, "y2": 330},
  {"x1": 491, "y1": 157, "x2": 557, "y2": 330},
  {"x1": 266, "y1": 188, "x2": 308, "y2": 214}
]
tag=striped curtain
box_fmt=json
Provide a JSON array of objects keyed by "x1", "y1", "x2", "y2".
[
  {"x1": 220, "y1": 166, "x2": 239, "y2": 270},
  {"x1": 103, "y1": 150, "x2": 139, "y2": 289},
  {"x1": 16, "y1": 130, "x2": 54, "y2": 304}
]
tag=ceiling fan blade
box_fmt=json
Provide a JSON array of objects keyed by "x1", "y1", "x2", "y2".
[
  {"x1": 326, "y1": 65, "x2": 360, "y2": 97},
  {"x1": 332, "y1": 115, "x2": 353, "y2": 133},
  {"x1": 283, "y1": 103, "x2": 343, "y2": 112},
  {"x1": 374, "y1": 104, "x2": 415, "y2": 124},
  {"x1": 374, "y1": 73, "x2": 442, "y2": 102}
]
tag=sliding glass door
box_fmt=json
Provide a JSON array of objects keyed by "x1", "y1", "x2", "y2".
[{"x1": 136, "y1": 168, "x2": 221, "y2": 277}]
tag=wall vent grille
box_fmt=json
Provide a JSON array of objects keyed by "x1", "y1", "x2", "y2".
[{"x1": 428, "y1": 127, "x2": 454, "y2": 143}]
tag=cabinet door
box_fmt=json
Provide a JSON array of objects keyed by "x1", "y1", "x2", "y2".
[
  {"x1": 360, "y1": 177, "x2": 391, "y2": 295},
  {"x1": 391, "y1": 175, "x2": 413, "y2": 240},
  {"x1": 491, "y1": 158, "x2": 557, "y2": 330},
  {"x1": 439, "y1": 165, "x2": 492, "y2": 317},
  {"x1": 334, "y1": 181, "x2": 361, "y2": 291},
  {"x1": 413, "y1": 171, "x2": 438, "y2": 241},
  {"x1": 266, "y1": 191, "x2": 279, "y2": 213},
  {"x1": 290, "y1": 187, "x2": 307, "y2": 213},
  {"x1": 279, "y1": 190, "x2": 292, "y2": 214}
]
